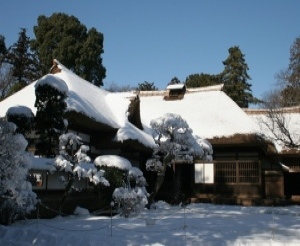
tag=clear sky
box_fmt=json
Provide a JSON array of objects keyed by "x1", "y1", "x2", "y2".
[{"x1": 1, "y1": 0, "x2": 299, "y2": 99}]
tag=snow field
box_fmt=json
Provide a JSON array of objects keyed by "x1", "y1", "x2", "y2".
[{"x1": 1, "y1": 202, "x2": 300, "y2": 246}]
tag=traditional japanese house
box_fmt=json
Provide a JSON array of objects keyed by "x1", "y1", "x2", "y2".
[
  {"x1": 0, "y1": 60, "x2": 297, "y2": 208},
  {"x1": 0, "y1": 60, "x2": 156, "y2": 215},
  {"x1": 139, "y1": 85, "x2": 287, "y2": 205}
]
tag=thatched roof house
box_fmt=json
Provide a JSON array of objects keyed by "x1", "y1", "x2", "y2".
[{"x1": 0, "y1": 60, "x2": 156, "y2": 161}]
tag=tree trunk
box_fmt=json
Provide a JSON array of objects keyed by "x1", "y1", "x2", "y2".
[
  {"x1": 172, "y1": 165, "x2": 183, "y2": 204},
  {"x1": 146, "y1": 153, "x2": 174, "y2": 209},
  {"x1": 59, "y1": 175, "x2": 75, "y2": 213}
]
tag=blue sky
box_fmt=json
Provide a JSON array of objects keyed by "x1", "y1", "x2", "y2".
[{"x1": 1, "y1": 1, "x2": 299, "y2": 99}]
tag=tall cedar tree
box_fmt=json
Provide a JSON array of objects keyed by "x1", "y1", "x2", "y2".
[
  {"x1": 34, "y1": 84, "x2": 67, "y2": 157},
  {"x1": 221, "y1": 46, "x2": 259, "y2": 108},
  {"x1": 185, "y1": 73, "x2": 222, "y2": 88},
  {"x1": 4, "y1": 28, "x2": 41, "y2": 90},
  {"x1": 281, "y1": 36, "x2": 300, "y2": 106},
  {"x1": 31, "y1": 13, "x2": 106, "y2": 87}
]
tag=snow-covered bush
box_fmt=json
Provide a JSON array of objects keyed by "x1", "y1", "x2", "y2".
[
  {"x1": 95, "y1": 155, "x2": 148, "y2": 217},
  {"x1": 6, "y1": 106, "x2": 34, "y2": 135},
  {"x1": 54, "y1": 133, "x2": 109, "y2": 211},
  {"x1": 0, "y1": 120, "x2": 37, "y2": 225}
]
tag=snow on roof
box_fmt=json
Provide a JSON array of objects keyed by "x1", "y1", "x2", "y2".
[
  {"x1": 186, "y1": 84, "x2": 224, "y2": 92},
  {"x1": 0, "y1": 60, "x2": 156, "y2": 148},
  {"x1": 0, "y1": 82, "x2": 37, "y2": 115},
  {"x1": 35, "y1": 74, "x2": 69, "y2": 94},
  {"x1": 166, "y1": 84, "x2": 185, "y2": 90},
  {"x1": 30, "y1": 156, "x2": 56, "y2": 172},
  {"x1": 140, "y1": 90, "x2": 259, "y2": 139},
  {"x1": 115, "y1": 122, "x2": 157, "y2": 148},
  {"x1": 94, "y1": 155, "x2": 132, "y2": 170},
  {"x1": 6, "y1": 105, "x2": 33, "y2": 118},
  {"x1": 0, "y1": 61, "x2": 126, "y2": 128},
  {"x1": 52, "y1": 61, "x2": 124, "y2": 128}
]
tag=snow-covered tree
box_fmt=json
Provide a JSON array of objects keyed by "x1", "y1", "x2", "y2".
[
  {"x1": 54, "y1": 132, "x2": 109, "y2": 212},
  {"x1": 6, "y1": 106, "x2": 34, "y2": 136},
  {"x1": 0, "y1": 120, "x2": 37, "y2": 225},
  {"x1": 95, "y1": 155, "x2": 148, "y2": 218},
  {"x1": 34, "y1": 74, "x2": 68, "y2": 157},
  {"x1": 146, "y1": 113, "x2": 213, "y2": 207}
]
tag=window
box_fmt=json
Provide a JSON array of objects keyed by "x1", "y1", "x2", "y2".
[
  {"x1": 195, "y1": 163, "x2": 214, "y2": 184},
  {"x1": 215, "y1": 162, "x2": 236, "y2": 183},
  {"x1": 29, "y1": 173, "x2": 43, "y2": 187},
  {"x1": 215, "y1": 161, "x2": 260, "y2": 184}
]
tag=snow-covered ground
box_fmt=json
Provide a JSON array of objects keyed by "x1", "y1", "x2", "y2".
[{"x1": 1, "y1": 202, "x2": 300, "y2": 246}]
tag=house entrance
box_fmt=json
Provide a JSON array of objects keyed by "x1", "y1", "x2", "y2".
[
  {"x1": 284, "y1": 172, "x2": 300, "y2": 196},
  {"x1": 156, "y1": 163, "x2": 193, "y2": 203}
]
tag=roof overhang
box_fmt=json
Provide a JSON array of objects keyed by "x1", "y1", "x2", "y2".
[
  {"x1": 65, "y1": 111, "x2": 117, "y2": 132},
  {"x1": 208, "y1": 133, "x2": 277, "y2": 154}
]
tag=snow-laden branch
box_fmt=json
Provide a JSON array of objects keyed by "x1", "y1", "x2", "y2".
[{"x1": 55, "y1": 132, "x2": 109, "y2": 186}]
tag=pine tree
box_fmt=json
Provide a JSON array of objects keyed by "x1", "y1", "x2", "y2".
[
  {"x1": 0, "y1": 34, "x2": 12, "y2": 100},
  {"x1": 280, "y1": 36, "x2": 300, "y2": 106},
  {"x1": 185, "y1": 73, "x2": 222, "y2": 88},
  {"x1": 31, "y1": 13, "x2": 106, "y2": 87},
  {"x1": 4, "y1": 28, "x2": 41, "y2": 91},
  {"x1": 145, "y1": 113, "x2": 212, "y2": 207},
  {"x1": 137, "y1": 81, "x2": 158, "y2": 91},
  {"x1": 221, "y1": 46, "x2": 259, "y2": 108},
  {"x1": 168, "y1": 76, "x2": 181, "y2": 85}
]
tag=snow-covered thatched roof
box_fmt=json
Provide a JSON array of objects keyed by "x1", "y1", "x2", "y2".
[
  {"x1": 0, "y1": 60, "x2": 156, "y2": 149},
  {"x1": 139, "y1": 87, "x2": 259, "y2": 141}
]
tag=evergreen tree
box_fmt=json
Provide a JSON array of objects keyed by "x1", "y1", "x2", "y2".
[
  {"x1": 185, "y1": 73, "x2": 221, "y2": 88},
  {"x1": 137, "y1": 81, "x2": 158, "y2": 91},
  {"x1": 0, "y1": 35, "x2": 6, "y2": 56},
  {"x1": 31, "y1": 13, "x2": 106, "y2": 87},
  {"x1": 0, "y1": 35, "x2": 13, "y2": 100},
  {"x1": 221, "y1": 46, "x2": 259, "y2": 108},
  {"x1": 280, "y1": 36, "x2": 300, "y2": 106},
  {"x1": 4, "y1": 28, "x2": 41, "y2": 91},
  {"x1": 34, "y1": 75, "x2": 68, "y2": 157},
  {"x1": 168, "y1": 76, "x2": 181, "y2": 85}
]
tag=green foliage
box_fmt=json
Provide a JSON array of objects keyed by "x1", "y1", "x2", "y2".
[
  {"x1": 31, "y1": 13, "x2": 106, "y2": 87},
  {"x1": 280, "y1": 36, "x2": 300, "y2": 106},
  {"x1": 94, "y1": 166, "x2": 127, "y2": 206},
  {"x1": 221, "y1": 46, "x2": 260, "y2": 108},
  {"x1": 137, "y1": 81, "x2": 158, "y2": 91},
  {"x1": 34, "y1": 84, "x2": 67, "y2": 157},
  {"x1": 185, "y1": 73, "x2": 222, "y2": 88},
  {"x1": 168, "y1": 76, "x2": 181, "y2": 85},
  {"x1": 5, "y1": 82, "x2": 24, "y2": 97},
  {"x1": 0, "y1": 36, "x2": 13, "y2": 100},
  {"x1": 3, "y1": 28, "x2": 41, "y2": 88}
]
